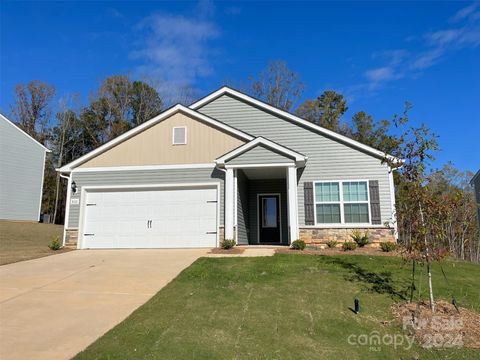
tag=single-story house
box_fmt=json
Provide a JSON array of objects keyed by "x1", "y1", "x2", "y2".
[
  {"x1": 0, "y1": 114, "x2": 50, "y2": 221},
  {"x1": 471, "y1": 170, "x2": 480, "y2": 230},
  {"x1": 58, "y1": 87, "x2": 400, "y2": 249}
]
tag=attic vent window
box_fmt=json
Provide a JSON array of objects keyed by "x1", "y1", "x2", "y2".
[{"x1": 172, "y1": 127, "x2": 187, "y2": 145}]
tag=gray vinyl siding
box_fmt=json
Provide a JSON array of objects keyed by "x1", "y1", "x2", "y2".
[
  {"x1": 236, "y1": 170, "x2": 249, "y2": 244},
  {"x1": 68, "y1": 167, "x2": 224, "y2": 228},
  {"x1": 227, "y1": 145, "x2": 294, "y2": 165},
  {"x1": 248, "y1": 179, "x2": 288, "y2": 244},
  {"x1": 0, "y1": 118, "x2": 47, "y2": 221},
  {"x1": 199, "y1": 94, "x2": 393, "y2": 227}
]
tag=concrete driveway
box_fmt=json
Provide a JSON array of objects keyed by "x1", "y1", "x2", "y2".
[{"x1": 0, "y1": 249, "x2": 207, "y2": 360}]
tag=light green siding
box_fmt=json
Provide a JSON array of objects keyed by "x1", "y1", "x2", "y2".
[
  {"x1": 198, "y1": 94, "x2": 394, "y2": 227},
  {"x1": 227, "y1": 145, "x2": 294, "y2": 165},
  {"x1": 236, "y1": 170, "x2": 249, "y2": 245}
]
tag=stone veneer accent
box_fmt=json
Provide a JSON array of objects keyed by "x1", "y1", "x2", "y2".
[
  {"x1": 299, "y1": 227, "x2": 396, "y2": 244},
  {"x1": 65, "y1": 229, "x2": 78, "y2": 246}
]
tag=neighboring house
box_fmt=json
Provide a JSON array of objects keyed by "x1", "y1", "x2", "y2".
[
  {"x1": 0, "y1": 114, "x2": 50, "y2": 221},
  {"x1": 58, "y1": 87, "x2": 401, "y2": 249},
  {"x1": 471, "y1": 170, "x2": 480, "y2": 230}
]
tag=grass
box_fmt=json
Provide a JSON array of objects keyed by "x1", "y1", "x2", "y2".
[
  {"x1": 0, "y1": 221, "x2": 66, "y2": 265},
  {"x1": 75, "y1": 254, "x2": 480, "y2": 360}
]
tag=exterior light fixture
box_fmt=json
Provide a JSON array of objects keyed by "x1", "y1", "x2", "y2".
[{"x1": 71, "y1": 181, "x2": 77, "y2": 194}]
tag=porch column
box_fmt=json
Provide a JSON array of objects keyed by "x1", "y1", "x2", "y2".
[
  {"x1": 225, "y1": 168, "x2": 235, "y2": 240},
  {"x1": 287, "y1": 166, "x2": 299, "y2": 243}
]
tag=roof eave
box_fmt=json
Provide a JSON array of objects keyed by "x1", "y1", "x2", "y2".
[{"x1": 190, "y1": 87, "x2": 401, "y2": 163}]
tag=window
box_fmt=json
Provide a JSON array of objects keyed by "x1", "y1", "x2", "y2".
[
  {"x1": 314, "y1": 181, "x2": 370, "y2": 224},
  {"x1": 262, "y1": 197, "x2": 278, "y2": 228},
  {"x1": 172, "y1": 127, "x2": 187, "y2": 145}
]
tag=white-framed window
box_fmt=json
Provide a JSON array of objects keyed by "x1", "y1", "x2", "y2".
[
  {"x1": 314, "y1": 180, "x2": 370, "y2": 225},
  {"x1": 172, "y1": 126, "x2": 187, "y2": 145}
]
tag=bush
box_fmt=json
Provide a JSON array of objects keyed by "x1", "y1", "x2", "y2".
[
  {"x1": 291, "y1": 240, "x2": 306, "y2": 250},
  {"x1": 350, "y1": 230, "x2": 369, "y2": 247},
  {"x1": 48, "y1": 237, "x2": 61, "y2": 251},
  {"x1": 326, "y1": 240, "x2": 338, "y2": 248},
  {"x1": 220, "y1": 239, "x2": 236, "y2": 249},
  {"x1": 342, "y1": 241, "x2": 357, "y2": 251},
  {"x1": 380, "y1": 241, "x2": 397, "y2": 252}
]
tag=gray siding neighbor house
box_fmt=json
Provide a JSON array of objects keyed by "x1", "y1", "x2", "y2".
[
  {"x1": 471, "y1": 170, "x2": 480, "y2": 230},
  {"x1": 0, "y1": 114, "x2": 50, "y2": 221},
  {"x1": 58, "y1": 87, "x2": 401, "y2": 249}
]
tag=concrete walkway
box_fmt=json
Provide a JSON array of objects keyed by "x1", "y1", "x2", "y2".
[
  {"x1": 0, "y1": 249, "x2": 207, "y2": 360},
  {"x1": 205, "y1": 247, "x2": 277, "y2": 257}
]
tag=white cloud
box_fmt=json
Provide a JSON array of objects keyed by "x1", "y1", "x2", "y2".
[
  {"x1": 365, "y1": 66, "x2": 402, "y2": 84},
  {"x1": 131, "y1": 13, "x2": 220, "y2": 86},
  {"x1": 358, "y1": 2, "x2": 480, "y2": 93},
  {"x1": 410, "y1": 48, "x2": 444, "y2": 70},
  {"x1": 450, "y1": 1, "x2": 479, "y2": 22}
]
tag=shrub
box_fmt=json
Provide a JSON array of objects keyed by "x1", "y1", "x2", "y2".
[
  {"x1": 380, "y1": 241, "x2": 397, "y2": 252},
  {"x1": 342, "y1": 241, "x2": 357, "y2": 251},
  {"x1": 291, "y1": 240, "x2": 306, "y2": 250},
  {"x1": 350, "y1": 230, "x2": 369, "y2": 247},
  {"x1": 220, "y1": 239, "x2": 236, "y2": 249},
  {"x1": 48, "y1": 237, "x2": 61, "y2": 251},
  {"x1": 326, "y1": 240, "x2": 338, "y2": 248}
]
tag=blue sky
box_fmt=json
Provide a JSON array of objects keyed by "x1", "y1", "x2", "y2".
[{"x1": 1, "y1": 1, "x2": 479, "y2": 172}]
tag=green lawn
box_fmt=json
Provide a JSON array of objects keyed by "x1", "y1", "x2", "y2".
[
  {"x1": 0, "y1": 221, "x2": 67, "y2": 265},
  {"x1": 75, "y1": 254, "x2": 480, "y2": 360}
]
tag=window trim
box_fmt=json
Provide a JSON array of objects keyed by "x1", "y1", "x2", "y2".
[
  {"x1": 313, "y1": 180, "x2": 371, "y2": 226},
  {"x1": 172, "y1": 126, "x2": 187, "y2": 145}
]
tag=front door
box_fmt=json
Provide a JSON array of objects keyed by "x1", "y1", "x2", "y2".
[{"x1": 258, "y1": 194, "x2": 281, "y2": 243}]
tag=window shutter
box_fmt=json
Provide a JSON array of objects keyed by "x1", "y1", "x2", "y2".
[
  {"x1": 304, "y1": 182, "x2": 315, "y2": 225},
  {"x1": 369, "y1": 180, "x2": 381, "y2": 224}
]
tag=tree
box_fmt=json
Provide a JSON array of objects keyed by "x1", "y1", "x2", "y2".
[
  {"x1": 251, "y1": 60, "x2": 304, "y2": 111},
  {"x1": 83, "y1": 75, "x2": 163, "y2": 143},
  {"x1": 351, "y1": 111, "x2": 400, "y2": 154},
  {"x1": 295, "y1": 90, "x2": 348, "y2": 132},
  {"x1": 384, "y1": 108, "x2": 441, "y2": 311},
  {"x1": 51, "y1": 107, "x2": 81, "y2": 224},
  {"x1": 295, "y1": 99, "x2": 322, "y2": 123},
  {"x1": 10, "y1": 80, "x2": 55, "y2": 143}
]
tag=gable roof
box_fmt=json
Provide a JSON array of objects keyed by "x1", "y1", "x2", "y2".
[
  {"x1": 216, "y1": 137, "x2": 307, "y2": 167},
  {"x1": 190, "y1": 86, "x2": 402, "y2": 165},
  {"x1": 471, "y1": 170, "x2": 480, "y2": 186},
  {"x1": 0, "y1": 114, "x2": 51, "y2": 152},
  {"x1": 58, "y1": 104, "x2": 254, "y2": 173}
]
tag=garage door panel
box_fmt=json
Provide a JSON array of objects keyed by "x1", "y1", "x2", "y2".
[{"x1": 82, "y1": 186, "x2": 217, "y2": 249}]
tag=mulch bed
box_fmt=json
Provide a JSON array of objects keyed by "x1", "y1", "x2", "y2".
[
  {"x1": 391, "y1": 300, "x2": 480, "y2": 349},
  {"x1": 275, "y1": 246, "x2": 400, "y2": 257},
  {"x1": 208, "y1": 247, "x2": 246, "y2": 254}
]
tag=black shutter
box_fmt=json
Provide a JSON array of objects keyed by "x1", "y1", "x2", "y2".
[
  {"x1": 369, "y1": 180, "x2": 381, "y2": 225},
  {"x1": 304, "y1": 182, "x2": 315, "y2": 225}
]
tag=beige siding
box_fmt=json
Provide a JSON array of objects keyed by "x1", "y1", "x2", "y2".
[{"x1": 79, "y1": 112, "x2": 245, "y2": 168}]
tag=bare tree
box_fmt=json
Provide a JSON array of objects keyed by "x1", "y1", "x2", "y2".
[
  {"x1": 10, "y1": 80, "x2": 55, "y2": 143},
  {"x1": 52, "y1": 96, "x2": 80, "y2": 223},
  {"x1": 250, "y1": 60, "x2": 304, "y2": 111}
]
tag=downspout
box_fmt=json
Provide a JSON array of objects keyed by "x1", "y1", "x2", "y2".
[{"x1": 59, "y1": 172, "x2": 71, "y2": 247}]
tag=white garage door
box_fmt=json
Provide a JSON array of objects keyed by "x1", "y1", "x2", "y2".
[{"x1": 81, "y1": 186, "x2": 218, "y2": 249}]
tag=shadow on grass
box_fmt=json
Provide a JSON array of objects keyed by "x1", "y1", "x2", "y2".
[{"x1": 323, "y1": 257, "x2": 409, "y2": 300}]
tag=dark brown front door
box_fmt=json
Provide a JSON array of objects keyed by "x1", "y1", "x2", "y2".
[{"x1": 258, "y1": 195, "x2": 281, "y2": 243}]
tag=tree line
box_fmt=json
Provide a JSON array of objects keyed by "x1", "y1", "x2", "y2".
[{"x1": 6, "y1": 60, "x2": 479, "y2": 262}]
